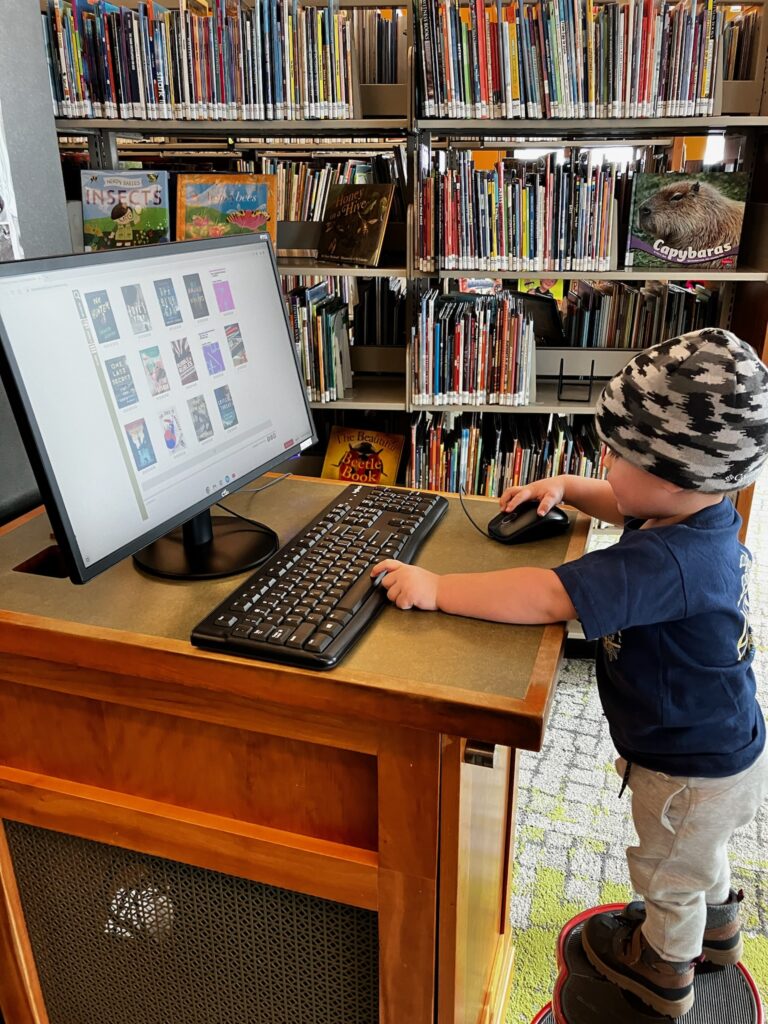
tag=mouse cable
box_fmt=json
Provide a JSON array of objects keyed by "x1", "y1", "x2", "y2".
[
  {"x1": 215, "y1": 472, "x2": 293, "y2": 531},
  {"x1": 458, "y1": 485, "x2": 492, "y2": 539}
]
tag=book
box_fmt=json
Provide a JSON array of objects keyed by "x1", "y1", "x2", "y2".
[
  {"x1": 187, "y1": 394, "x2": 215, "y2": 442},
  {"x1": 124, "y1": 417, "x2": 157, "y2": 470},
  {"x1": 121, "y1": 284, "x2": 152, "y2": 335},
  {"x1": 80, "y1": 170, "x2": 170, "y2": 251},
  {"x1": 317, "y1": 183, "x2": 395, "y2": 267},
  {"x1": 159, "y1": 408, "x2": 186, "y2": 453},
  {"x1": 517, "y1": 278, "x2": 565, "y2": 302},
  {"x1": 625, "y1": 172, "x2": 748, "y2": 269},
  {"x1": 140, "y1": 345, "x2": 171, "y2": 396},
  {"x1": 321, "y1": 425, "x2": 404, "y2": 484},
  {"x1": 176, "y1": 173, "x2": 277, "y2": 243},
  {"x1": 171, "y1": 337, "x2": 199, "y2": 386},
  {"x1": 85, "y1": 290, "x2": 120, "y2": 344},
  {"x1": 104, "y1": 354, "x2": 138, "y2": 409}
]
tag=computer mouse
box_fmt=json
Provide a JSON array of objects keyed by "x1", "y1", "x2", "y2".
[{"x1": 487, "y1": 500, "x2": 570, "y2": 545}]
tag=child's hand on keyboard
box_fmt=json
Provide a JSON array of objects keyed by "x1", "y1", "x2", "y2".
[{"x1": 371, "y1": 559, "x2": 439, "y2": 611}]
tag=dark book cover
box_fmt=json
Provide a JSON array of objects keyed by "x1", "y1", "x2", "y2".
[
  {"x1": 317, "y1": 184, "x2": 396, "y2": 267},
  {"x1": 105, "y1": 354, "x2": 138, "y2": 409},
  {"x1": 125, "y1": 417, "x2": 157, "y2": 470},
  {"x1": 154, "y1": 277, "x2": 183, "y2": 327},
  {"x1": 183, "y1": 273, "x2": 210, "y2": 319},
  {"x1": 84, "y1": 290, "x2": 120, "y2": 344},
  {"x1": 171, "y1": 337, "x2": 199, "y2": 386},
  {"x1": 214, "y1": 384, "x2": 239, "y2": 430},
  {"x1": 187, "y1": 394, "x2": 214, "y2": 442},
  {"x1": 121, "y1": 284, "x2": 152, "y2": 335}
]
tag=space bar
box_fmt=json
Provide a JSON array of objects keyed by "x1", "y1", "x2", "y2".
[{"x1": 336, "y1": 570, "x2": 382, "y2": 615}]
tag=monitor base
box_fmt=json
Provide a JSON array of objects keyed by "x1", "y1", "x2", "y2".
[
  {"x1": 133, "y1": 513, "x2": 278, "y2": 580},
  {"x1": 532, "y1": 904, "x2": 763, "y2": 1024}
]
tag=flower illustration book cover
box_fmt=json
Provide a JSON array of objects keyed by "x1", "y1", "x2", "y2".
[{"x1": 176, "y1": 174, "x2": 276, "y2": 243}]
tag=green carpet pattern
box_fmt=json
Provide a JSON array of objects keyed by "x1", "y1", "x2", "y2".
[{"x1": 506, "y1": 474, "x2": 768, "y2": 1022}]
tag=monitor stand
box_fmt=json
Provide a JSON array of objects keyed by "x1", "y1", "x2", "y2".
[{"x1": 133, "y1": 509, "x2": 278, "y2": 581}]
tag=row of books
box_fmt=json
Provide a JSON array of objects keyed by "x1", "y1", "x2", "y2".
[
  {"x1": 416, "y1": 151, "x2": 620, "y2": 272},
  {"x1": 412, "y1": 290, "x2": 537, "y2": 406},
  {"x1": 285, "y1": 281, "x2": 353, "y2": 402},
  {"x1": 407, "y1": 411, "x2": 605, "y2": 496},
  {"x1": 724, "y1": 9, "x2": 761, "y2": 81},
  {"x1": 353, "y1": 9, "x2": 407, "y2": 85},
  {"x1": 43, "y1": 0, "x2": 364, "y2": 121},
  {"x1": 254, "y1": 150, "x2": 408, "y2": 223},
  {"x1": 564, "y1": 279, "x2": 719, "y2": 348},
  {"x1": 417, "y1": 153, "x2": 748, "y2": 272},
  {"x1": 419, "y1": 0, "x2": 724, "y2": 120}
]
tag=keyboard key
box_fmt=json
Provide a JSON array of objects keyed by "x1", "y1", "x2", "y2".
[
  {"x1": 286, "y1": 623, "x2": 316, "y2": 648},
  {"x1": 305, "y1": 633, "x2": 333, "y2": 652}
]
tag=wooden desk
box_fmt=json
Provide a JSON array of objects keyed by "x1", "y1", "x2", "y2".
[{"x1": 0, "y1": 477, "x2": 588, "y2": 1024}]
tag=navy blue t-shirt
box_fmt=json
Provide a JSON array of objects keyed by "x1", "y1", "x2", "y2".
[{"x1": 554, "y1": 499, "x2": 765, "y2": 777}]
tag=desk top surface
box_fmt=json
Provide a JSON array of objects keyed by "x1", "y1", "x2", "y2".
[{"x1": 0, "y1": 477, "x2": 588, "y2": 747}]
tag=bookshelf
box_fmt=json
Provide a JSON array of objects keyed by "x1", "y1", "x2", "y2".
[{"x1": 44, "y1": 0, "x2": 768, "y2": 517}]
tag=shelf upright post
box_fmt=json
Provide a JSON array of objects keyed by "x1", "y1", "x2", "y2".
[
  {"x1": 0, "y1": 0, "x2": 70, "y2": 258},
  {"x1": 88, "y1": 130, "x2": 120, "y2": 171}
]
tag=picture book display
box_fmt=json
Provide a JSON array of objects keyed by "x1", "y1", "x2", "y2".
[
  {"x1": 317, "y1": 184, "x2": 395, "y2": 267},
  {"x1": 176, "y1": 174, "x2": 277, "y2": 243},
  {"x1": 80, "y1": 171, "x2": 170, "y2": 250},
  {"x1": 625, "y1": 173, "x2": 748, "y2": 270},
  {"x1": 321, "y1": 426, "x2": 405, "y2": 485}
]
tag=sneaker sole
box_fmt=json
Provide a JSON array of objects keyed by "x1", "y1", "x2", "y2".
[
  {"x1": 702, "y1": 935, "x2": 743, "y2": 966},
  {"x1": 581, "y1": 926, "x2": 695, "y2": 1019}
]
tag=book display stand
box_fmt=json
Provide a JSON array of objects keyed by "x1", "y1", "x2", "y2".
[{"x1": 532, "y1": 905, "x2": 763, "y2": 1024}]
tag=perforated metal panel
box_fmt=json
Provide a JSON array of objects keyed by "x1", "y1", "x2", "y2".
[{"x1": 4, "y1": 820, "x2": 378, "y2": 1024}]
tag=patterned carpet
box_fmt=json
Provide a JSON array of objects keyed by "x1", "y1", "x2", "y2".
[{"x1": 506, "y1": 473, "x2": 768, "y2": 1022}]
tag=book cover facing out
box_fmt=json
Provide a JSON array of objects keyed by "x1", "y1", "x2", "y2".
[
  {"x1": 176, "y1": 174, "x2": 277, "y2": 243},
  {"x1": 625, "y1": 172, "x2": 748, "y2": 269},
  {"x1": 317, "y1": 184, "x2": 395, "y2": 267},
  {"x1": 80, "y1": 171, "x2": 170, "y2": 250},
  {"x1": 321, "y1": 425, "x2": 404, "y2": 485}
]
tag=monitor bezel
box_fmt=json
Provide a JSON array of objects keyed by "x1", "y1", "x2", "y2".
[{"x1": 0, "y1": 234, "x2": 318, "y2": 584}]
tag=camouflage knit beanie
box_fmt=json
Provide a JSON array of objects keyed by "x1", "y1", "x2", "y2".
[{"x1": 595, "y1": 328, "x2": 768, "y2": 492}]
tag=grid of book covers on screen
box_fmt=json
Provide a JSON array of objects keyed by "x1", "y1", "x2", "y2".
[{"x1": 43, "y1": 0, "x2": 752, "y2": 121}]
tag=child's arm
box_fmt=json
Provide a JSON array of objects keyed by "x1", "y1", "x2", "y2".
[
  {"x1": 370, "y1": 561, "x2": 577, "y2": 623},
  {"x1": 500, "y1": 473, "x2": 623, "y2": 525}
]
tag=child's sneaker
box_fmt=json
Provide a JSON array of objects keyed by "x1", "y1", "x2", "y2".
[
  {"x1": 623, "y1": 889, "x2": 744, "y2": 966},
  {"x1": 581, "y1": 910, "x2": 695, "y2": 1018}
]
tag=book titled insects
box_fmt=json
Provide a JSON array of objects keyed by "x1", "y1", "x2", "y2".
[
  {"x1": 317, "y1": 184, "x2": 395, "y2": 267},
  {"x1": 81, "y1": 171, "x2": 170, "y2": 250},
  {"x1": 176, "y1": 174, "x2": 277, "y2": 243}
]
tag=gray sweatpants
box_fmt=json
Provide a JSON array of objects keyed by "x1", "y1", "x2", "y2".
[{"x1": 617, "y1": 744, "x2": 768, "y2": 963}]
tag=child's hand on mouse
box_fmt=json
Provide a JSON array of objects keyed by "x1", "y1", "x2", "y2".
[
  {"x1": 370, "y1": 560, "x2": 440, "y2": 611},
  {"x1": 500, "y1": 477, "x2": 566, "y2": 516}
]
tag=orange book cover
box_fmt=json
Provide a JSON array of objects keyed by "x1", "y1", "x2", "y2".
[
  {"x1": 176, "y1": 173, "x2": 277, "y2": 242},
  {"x1": 321, "y1": 425, "x2": 405, "y2": 485}
]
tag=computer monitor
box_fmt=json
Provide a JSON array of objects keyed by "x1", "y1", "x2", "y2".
[{"x1": 0, "y1": 235, "x2": 317, "y2": 583}]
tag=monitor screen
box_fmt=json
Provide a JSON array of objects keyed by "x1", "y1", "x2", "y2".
[{"x1": 0, "y1": 235, "x2": 317, "y2": 583}]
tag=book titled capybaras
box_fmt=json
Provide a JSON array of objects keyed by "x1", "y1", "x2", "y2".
[
  {"x1": 625, "y1": 173, "x2": 748, "y2": 270},
  {"x1": 317, "y1": 184, "x2": 395, "y2": 267}
]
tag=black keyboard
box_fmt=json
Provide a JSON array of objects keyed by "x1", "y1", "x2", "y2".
[{"x1": 191, "y1": 484, "x2": 448, "y2": 669}]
